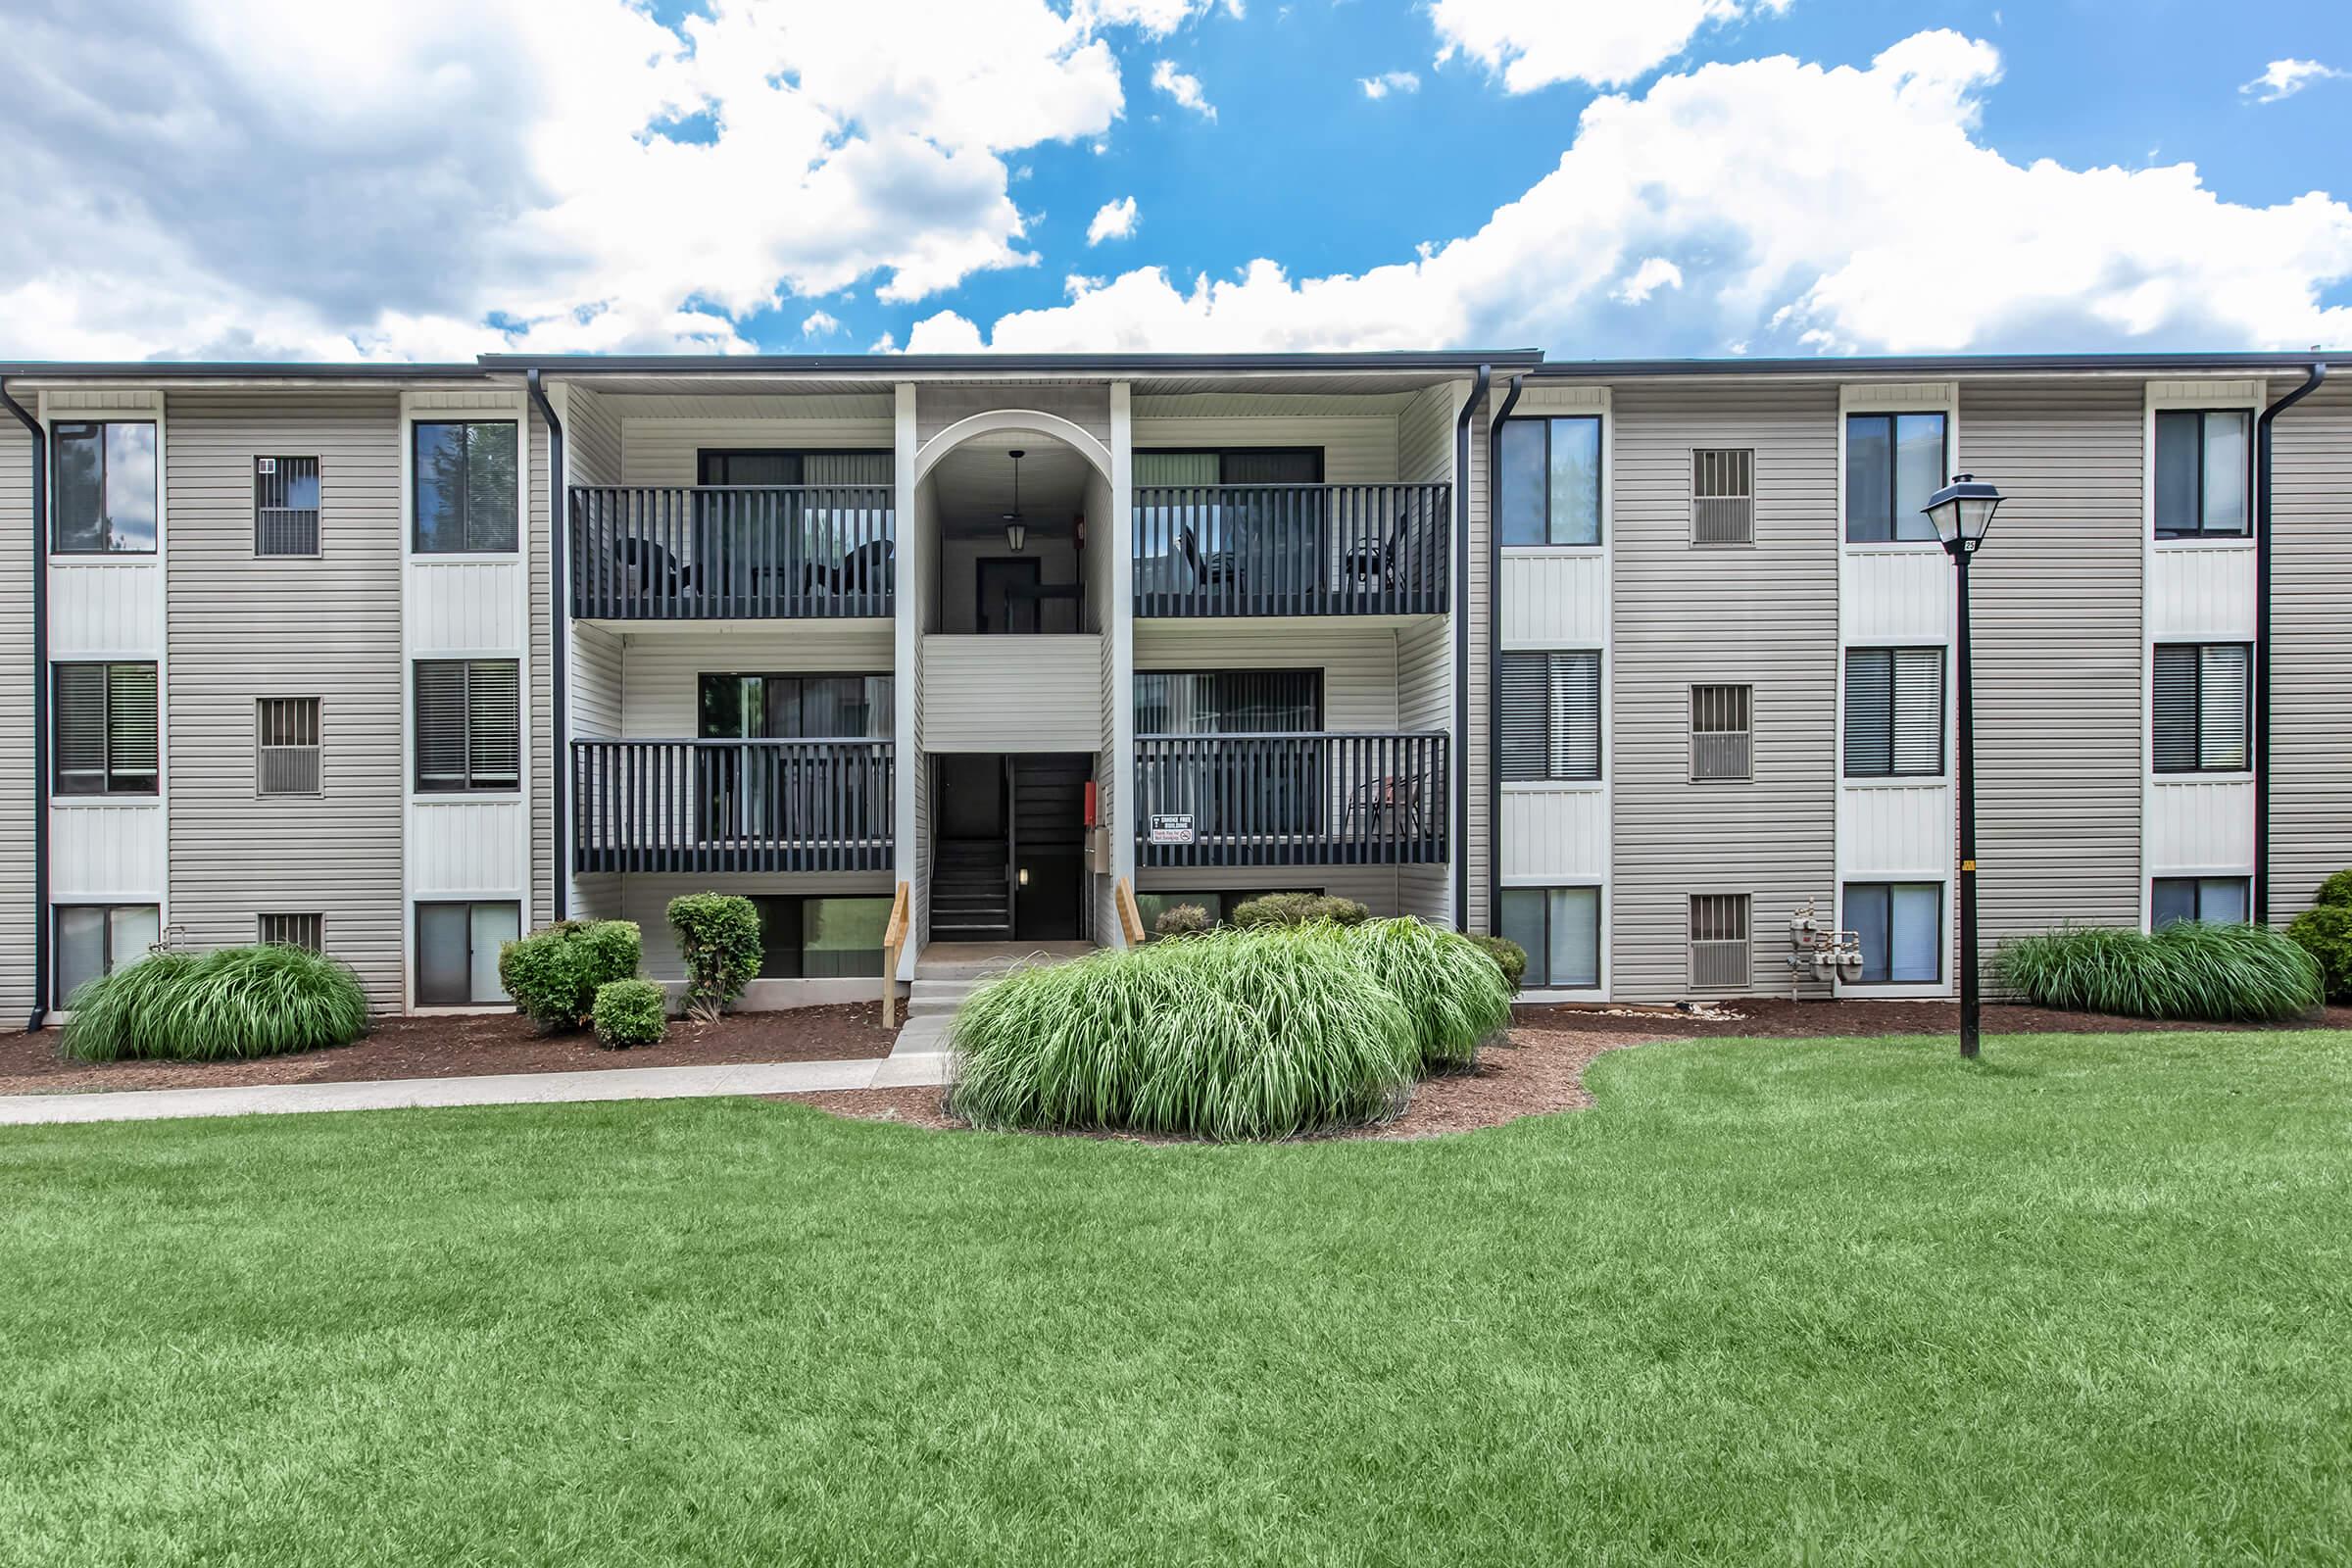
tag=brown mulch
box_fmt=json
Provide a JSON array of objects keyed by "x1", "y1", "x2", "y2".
[{"x1": 0, "y1": 1004, "x2": 900, "y2": 1097}]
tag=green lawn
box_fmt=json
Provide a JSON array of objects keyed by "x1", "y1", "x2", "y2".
[{"x1": 5, "y1": 1032, "x2": 2350, "y2": 1566}]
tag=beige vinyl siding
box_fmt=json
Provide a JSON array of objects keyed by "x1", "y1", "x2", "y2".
[
  {"x1": 162, "y1": 392, "x2": 406, "y2": 1004},
  {"x1": 1396, "y1": 615, "x2": 1452, "y2": 921},
  {"x1": 1611, "y1": 383, "x2": 1839, "y2": 1000},
  {"x1": 1134, "y1": 622, "x2": 1401, "y2": 729},
  {"x1": 1131, "y1": 410, "x2": 1398, "y2": 482},
  {"x1": 1464, "y1": 385, "x2": 1494, "y2": 932},
  {"x1": 918, "y1": 384, "x2": 1109, "y2": 448},
  {"x1": 530, "y1": 406, "x2": 556, "y2": 929},
  {"x1": 918, "y1": 635, "x2": 1104, "y2": 753},
  {"x1": 615, "y1": 626, "x2": 897, "y2": 738},
  {"x1": 0, "y1": 416, "x2": 34, "y2": 1019},
  {"x1": 612, "y1": 396, "x2": 893, "y2": 486},
  {"x1": 571, "y1": 623, "x2": 624, "y2": 738},
  {"x1": 1396, "y1": 383, "x2": 1454, "y2": 486},
  {"x1": 2269, "y1": 377, "x2": 2352, "y2": 916},
  {"x1": 1087, "y1": 465, "x2": 1119, "y2": 942},
  {"x1": 1960, "y1": 380, "x2": 2143, "y2": 956},
  {"x1": 1135, "y1": 864, "x2": 1402, "y2": 916},
  {"x1": 566, "y1": 384, "x2": 624, "y2": 487}
]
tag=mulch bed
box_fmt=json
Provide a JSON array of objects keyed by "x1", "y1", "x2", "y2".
[
  {"x1": 0, "y1": 1004, "x2": 900, "y2": 1097},
  {"x1": 1510, "y1": 996, "x2": 2352, "y2": 1039}
]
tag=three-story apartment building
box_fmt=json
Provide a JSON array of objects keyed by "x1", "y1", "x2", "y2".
[{"x1": 2, "y1": 349, "x2": 2345, "y2": 1023}]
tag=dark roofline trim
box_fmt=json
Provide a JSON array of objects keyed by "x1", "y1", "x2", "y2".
[
  {"x1": 478, "y1": 350, "x2": 1544, "y2": 374},
  {"x1": 1531, "y1": 351, "x2": 2346, "y2": 379},
  {"x1": 0, "y1": 362, "x2": 491, "y2": 380}
]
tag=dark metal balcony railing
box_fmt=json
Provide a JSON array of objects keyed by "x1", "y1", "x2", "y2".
[
  {"x1": 569, "y1": 486, "x2": 894, "y2": 619},
  {"x1": 1132, "y1": 483, "x2": 1449, "y2": 617},
  {"x1": 571, "y1": 739, "x2": 894, "y2": 873},
  {"x1": 1133, "y1": 731, "x2": 1448, "y2": 866}
]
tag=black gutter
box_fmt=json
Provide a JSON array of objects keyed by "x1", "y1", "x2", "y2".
[
  {"x1": 1450, "y1": 365, "x2": 1491, "y2": 930},
  {"x1": 1532, "y1": 351, "x2": 2344, "y2": 380},
  {"x1": 2, "y1": 381, "x2": 49, "y2": 1029},
  {"x1": 480, "y1": 350, "x2": 1544, "y2": 375},
  {"x1": 2253, "y1": 362, "x2": 2328, "y2": 925},
  {"x1": 525, "y1": 370, "x2": 569, "y2": 921},
  {"x1": 0, "y1": 362, "x2": 488, "y2": 380},
  {"x1": 1483, "y1": 373, "x2": 1526, "y2": 944}
]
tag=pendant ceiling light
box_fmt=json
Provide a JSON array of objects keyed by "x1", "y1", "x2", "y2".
[{"x1": 1003, "y1": 448, "x2": 1028, "y2": 553}]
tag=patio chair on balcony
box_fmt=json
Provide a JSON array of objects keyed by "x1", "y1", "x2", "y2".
[
  {"x1": 800, "y1": 538, "x2": 895, "y2": 600},
  {"x1": 611, "y1": 536, "x2": 691, "y2": 600},
  {"x1": 1347, "y1": 771, "x2": 1428, "y2": 840}
]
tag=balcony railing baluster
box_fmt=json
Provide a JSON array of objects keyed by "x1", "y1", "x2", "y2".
[
  {"x1": 567, "y1": 484, "x2": 895, "y2": 619},
  {"x1": 571, "y1": 738, "x2": 894, "y2": 874},
  {"x1": 1133, "y1": 731, "x2": 1448, "y2": 867},
  {"x1": 1131, "y1": 482, "x2": 1448, "y2": 617}
]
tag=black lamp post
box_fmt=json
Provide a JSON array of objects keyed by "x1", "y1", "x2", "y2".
[{"x1": 1923, "y1": 473, "x2": 2004, "y2": 1059}]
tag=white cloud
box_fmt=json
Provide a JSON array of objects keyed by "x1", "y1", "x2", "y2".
[
  {"x1": 1431, "y1": 0, "x2": 1791, "y2": 92},
  {"x1": 1073, "y1": 0, "x2": 1241, "y2": 32},
  {"x1": 801, "y1": 310, "x2": 842, "y2": 337},
  {"x1": 1152, "y1": 59, "x2": 1218, "y2": 119},
  {"x1": 1065, "y1": 273, "x2": 1108, "y2": 297},
  {"x1": 2241, "y1": 58, "x2": 2343, "y2": 103},
  {"x1": 0, "y1": 0, "x2": 1179, "y2": 359},
  {"x1": 1360, "y1": 71, "x2": 1421, "y2": 99},
  {"x1": 907, "y1": 31, "x2": 2352, "y2": 356},
  {"x1": 1087, "y1": 195, "x2": 1141, "y2": 245},
  {"x1": 1611, "y1": 257, "x2": 1684, "y2": 305}
]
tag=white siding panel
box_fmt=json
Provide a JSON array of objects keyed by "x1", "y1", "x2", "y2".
[
  {"x1": 1130, "y1": 415, "x2": 1397, "y2": 482},
  {"x1": 409, "y1": 800, "x2": 530, "y2": 897},
  {"x1": 408, "y1": 559, "x2": 526, "y2": 654},
  {"x1": 920, "y1": 634, "x2": 1104, "y2": 752},
  {"x1": 617, "y1": 625, "x2": 896, "y2": 738},
  {"x1": 1134, "y1": 622, "x2": 1400, "y2": 730},
  {"x1": 1500, "y1": 786, "x2": 1607, "y2": 881},
  {"x1": 2147, "y1": 544, "x2": 2256, "y2": 640},
  {"x1": 1841, "y1": 549, "x2": 1950, "y2": 643},
  {"x1": 621, "y1": 412, "x2": 894, "y2": 486},
  {"x1": 2147, "y1": 779, "x2": 2255, "y2": 873},
  {"x1": 51, "y1": 805, "x2": 167, "y2": 900},
  {"x1": 1838, "y1": 783, "x2": 1954, "y2": 878},
  {"x1": 49, "y1": 564, "x2": 163, "y2": 657},
  {"x1": 1499, "y1": 552, "x2": 1607, "y2": 645}
]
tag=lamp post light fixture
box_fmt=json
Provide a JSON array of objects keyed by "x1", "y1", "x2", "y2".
[{"x1": 1922, "y1": 473, "x2": 2004, "y2": 1059}]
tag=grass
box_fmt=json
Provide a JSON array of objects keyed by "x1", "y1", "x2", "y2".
[
  {"x1": 1995, "y1": 920, "x2": 2325, "y2": 1022},
  {"x1": 5, "y1": 1030, "x2": 2351, "y2": 1563},
  {"x1": 62, "y1": 944, "x2": 370, "y2": 1061}
]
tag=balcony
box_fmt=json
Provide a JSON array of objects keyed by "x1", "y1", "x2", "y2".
[
  {"x1": 1132, "y1": 483, "x2": 1449, "y2": 617},
  {"x1": 568, "y1": 486, "x2": 894, "y2": 620},
  {"x1": 1133, "y1": 731, "x2": 1449, "y2": 866},
  {"x1": 571, "y1": 739, "x2": 894, "y2": 873}
]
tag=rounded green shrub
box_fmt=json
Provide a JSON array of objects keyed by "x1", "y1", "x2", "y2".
[
  {"x1": 1229, "y1": 892, "x2": 1370, "y2": 929},
  {"x1": 498, "y1": 919, "x2": 642, "y2": 1032},
  {"x1": 592, "y1": 979, "x2": 669, "y2": 1050},
  {"x1": 1994, "y1": 920, "x2": 2323, "y2": 1024},
  {"x1": 63, "y1": 944, "x2": 369, "y2": 1062},
  {"x1": 2314, "y1": 869, "x2": 2352, "y2": 910},
  {"x1": 949, "y1": 926, "x2": 1418, "y2": 1141},
  {"x1": 1338, "y1": 918, "x2": 1512, "y2": 1070},
  {"x1": 1153, "y1": 903, "x2": 1213, "y2": 939},
  {"x1": 667, "y1": 894, "x2": 763, "y2": 1021},
  {"x1": 2285, "y1": 903, "x2": 2352, "y2": 1004},
  {"x1": 1469, "y1": 934, "x2": 1528, "y2": 995}
]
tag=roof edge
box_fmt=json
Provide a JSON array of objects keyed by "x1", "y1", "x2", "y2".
[{"x1": 1530, "y1": 351, "x2": 2342, "y2": 378}]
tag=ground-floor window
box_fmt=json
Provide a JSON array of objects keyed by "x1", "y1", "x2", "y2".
[
  {"x1": 55, "y1": 904, "x2": 161, "y2": 1003},
  {"x1": 1132, "y1": 888, "x2": 1318, "y2": 938},
  {"x1": 753, "y1": 895, "x2": 893, "y2": 978},
  {"x1": 1498, "y1": 886, "x2": 1601, "y2": 989},
  {"x1": 2151, "y1": 876, "x2": 2249, "y2": 929},
  {"x1": 1843, "y1": 882, "x2": 1942, "y2": 983},
  {"x1": 416, "y1": 901, "x2": 519, "y2": 1004}
]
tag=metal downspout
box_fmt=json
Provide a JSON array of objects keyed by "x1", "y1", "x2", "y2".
[
  {"x1": 1484, "y1": 373, "x2": 1526, "y2": 948},
  {"x1": 2253, "y1": 361, "x2": 2328, "y2": 924},
  {"x1": 525, "y1": 370, "x2": 569, "y2": 920},
  {"x1": 1450, "y1": 365, "x2": 1490, "y2": 931},
  {"x1": 3, "y1": 381, "x2": 49, "y2": 1028}
]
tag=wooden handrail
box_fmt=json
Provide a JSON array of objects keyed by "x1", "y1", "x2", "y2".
[
  {"x1": 1115, "y1": 877, "x2": 1145, "y2": 947},
  {"x1": 882, "y1": 880, "x2": 911, "y2": 1027}
]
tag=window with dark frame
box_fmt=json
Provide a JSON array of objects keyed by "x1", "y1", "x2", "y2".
[
  {"x1": 1688, "y1": 894, "x2": 1751, "y2": 989},
  {"x1": 695, "y1": 449, "x2": 895, "y2": 486},
  {"x1": 52, "y1": 420, "x2": 159, "y2": 554},
  {"x1": 2152, "y1": 643, "x2": 2251, "y2": 773},
  {"x1": 1131, "y1": 448, "x2": 1325, "y2": 486},
  {"x1": 1132, "y1": 669, "x2": 1324, "y2": 734},
  {"x1": 1691, "y1": 448, "x2": 1754, "y2": 545},
  {"x1": 258, "y1": 912, "x2": 324, "y2": 952},
  {"x1": 257, "y1": 698, "x2": 322, "y2": 796},
  {"x1": 415, "y1": 901, "x2": 519, "y2": 1004},
  {"x1": 749, "y1": 895, "x2": 897, "y2": 978},
  {"x1": 1496, "y1": 886, "x2": 1602, "y2": 989},
  {"x1": 2153, "y1": 410, "x2": 2251, "y2": 538},
  {"x1": 1844, "y1": 412, "x2": 1947, "y2": 543},
  {"x1": 412, "y1": 420, "x2": 518, "y2": 553},
  {"x1": 1690, "y1": 684, "x2": 1752, "y2": 782},
  {"x1": 52, "y1": 662, "x2": 159, "y2": 796},
  {"x1": 1843, "y1": 882, "x2": 1943, "y2": 984},
  {"x1": 54, "y1": 903, "x2": 161, "y2": 1003},
  {"x1": 1843, "y1": 647, "x2": 1944, "y2": 778},
  {"x1": 414, "y1": 660, "x2": 520, "y2": 792},
  {"x1": 1499, "y1": 650, "x2": 1602, "y2": 782},
  {"x1": 2151, "y1": 877, "x2": 2250, "y2": 929},
  {"x1": 1497, "y1": 416, "x2": 1602, "y2": 546},
  {"x1": 696, "y1": 673, "x2": 896, "y2": 739},
  {"x1": 254, "y1": 456, "x2": 322, "y2": 556}
]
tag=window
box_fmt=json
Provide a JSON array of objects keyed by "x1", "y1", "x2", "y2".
[
  {"x1": 258, "y1": 912, "x2": 324, "y2": 952},
  {"x1": 1497, "y1": 416, "x2": 1602, "y2": 546},
  {"x1": 696, "y1": 449, "x2": 894, "y2": 486},
  {"x1": 1133, "y1": 669, "x2": 1323, "y2": 734},
  {"x1": 52, "y1": 420, "x2": 158, "y2": 554},
  {"x1": 254, "y1": 456, "x2": 322, "y2": 556},
  {"x1": 412, "y1": 420, "x2": 517, "y2": 553},
  {"x1": 697, "y1": 673, "x2": 895, "y2": 740},
  {"x1": 1497, "y1": 887, "x2": 1601, "y2": 989},
  {"x1": 414, "y1": 660, "x2": 520, "y2": 792},
  {"x1": 2154, "y1": 410, "x2": 2250, "y2": 539},
  {"x1": 1844, "y1": 413, "x2": 1946, "y2": 543},
  {"x1": 2153, "y1": 644, "x2": 2251, "y2": 773},
  {"x1": 751, "y1": 895, "x2": 895, "y2": 978},
  {"x1": 415, "y1": 901, "x2": 518, "y2": 1004},
  {"x1": 1132, "y1": 449, "x2": 1324, "y2": 486},
  {"x1": 54, "y1": 904, "x2": 161, "y2": 1003},
  {"x1": 257, "y1": 698, "x2": 322, "y2": 796},
  {"x1": 1843, "y1": 647, "x2": 1943, "y2": 778},
  {"x1": 1690, "y1": 684, "x2": 1752, "y2": 782},
  {"x1": 53, "y1": 662, "x2": 159, "y2": 796},
  {"x1": 2152, "y1": 877, "x2": 2250, "y2": 929},
  {"x1": 1691, "y1": 448, "x2": 1754, "y2": 545},
  {"x1": 1844, "y1": 883, "x2": 1943, "y2": 984},
  {"x1": 1688, "y1": 895, "x2": 1751, "y2": 989},
  {"x1": 1499, "y1": 650, "x2": 1602, "y2": 782}
]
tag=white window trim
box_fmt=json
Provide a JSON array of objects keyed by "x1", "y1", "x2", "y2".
[
  {"x1": 1836, "y1": 877, "x2": 1953, "y2": 999},
  {"x1": 1496, "y1": 877, "x2": 1610, "y2": 1000},
  {"x1": 1837, "y1": 382, "x2": 1959, "y2": 555}
]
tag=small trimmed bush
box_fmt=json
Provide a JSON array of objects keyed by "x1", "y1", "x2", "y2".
[
  {"x1": 2286, "y1": 903, "x2": 2352, "y2": 1004},
  {"x1": 1153, "y1": 903, "x2": 1213, "y2": 939},
  {"x1": 1229, "y1": 893, "x2": 1369, "y2": 929},
  {"x1": 498, "y1": 919, "x2": 641, "y2": 1032},
  {"x1": 63, "y1": 944, "x2": 369, "y2": 1062},
  {"x1": 1995, "y1": 921, "x2": 2323, "y2": 1024},
  {"x1": 592, "y1": 979, "x2": 669, "y2": 1051},
  {"x1": 2314, "y1": 869, "x2": 2352, "y2": 910},
  {"x1": 1469, "y1": 935, "x2": 1528, "y2": 995},
  {"x1": 950, "y1": 926, "x2": 1417, "y2": 1140},
  {"x1": 667, "y1": 894, "x2": 762, "y2": 1022},
  {"x1": 1339, "y1": 918, "x2": 1512, "y2": 1070}
]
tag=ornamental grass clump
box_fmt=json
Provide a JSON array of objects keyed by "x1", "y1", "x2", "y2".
[
  {"x1": 948, "y1": 926, "x2": 1418, "y2": 1141},
  {"x1": 63, "y1": 944, "x2": 369, "y2": 1062},
  {"x1": 1338, "y1": 918, "x2": 1513, "y2": 1070},
  {"x1": 1994, "y1": 920, "x2": 2323, "y2": 1024}
]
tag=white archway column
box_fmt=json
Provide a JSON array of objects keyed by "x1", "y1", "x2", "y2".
[
  {"x1": 893, "y1": 381, "x2": 923, "y2": 979},
  {"x1": 1106, "y1": 383, "x2": 1136, "y2": 945}
]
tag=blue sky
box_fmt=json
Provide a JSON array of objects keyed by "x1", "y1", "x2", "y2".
[{"x1": 3, "y1": 0, "x2": 2347, "y2": 361}]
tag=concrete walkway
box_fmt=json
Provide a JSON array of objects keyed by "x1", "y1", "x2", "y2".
[{"x1": 0, "y1": 1051, "x2": 953, "y2": 1128}]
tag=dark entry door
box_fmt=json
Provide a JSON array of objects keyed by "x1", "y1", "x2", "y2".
[
  {"x1": 937, "y1": 754, "x2": 1006, "y2": 841},
  {"x1": 976, "y1": 558, "x2": 1043, "y2": 635},
  {"x1": 1011, "y1": 754, "x2": 1092, "y2": 941}
]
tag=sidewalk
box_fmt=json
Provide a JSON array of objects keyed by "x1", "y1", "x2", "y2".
[{"x1": 0, "y1": 1051, "x2": 953, "y2": 1127}]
